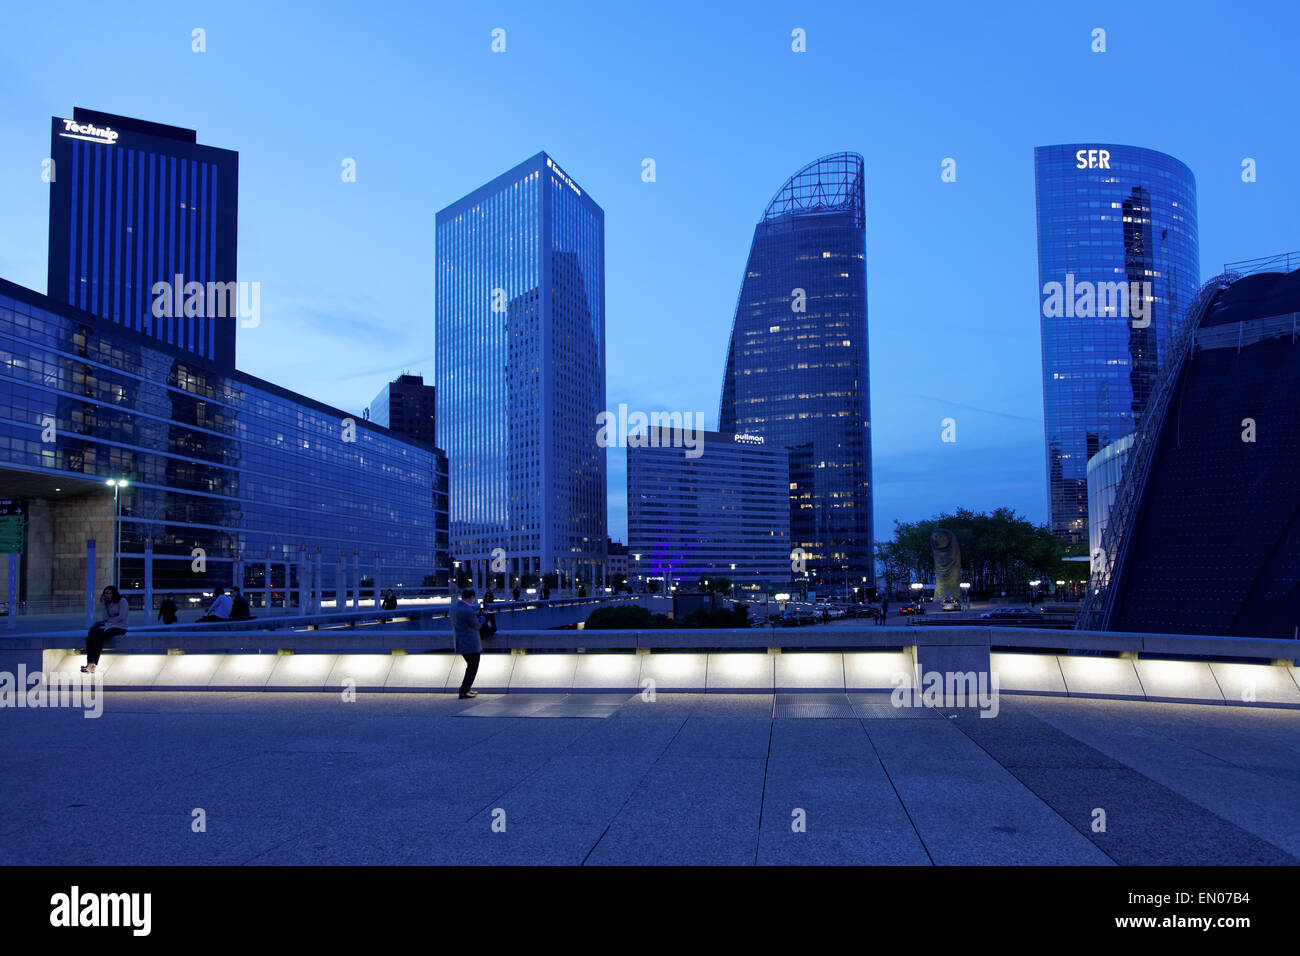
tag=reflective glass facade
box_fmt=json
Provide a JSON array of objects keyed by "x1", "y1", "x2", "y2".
[
  {"x1": 1036, "y1": 144, "x2": 1199, "y2": 545},
  {"x1": 1086, "y1": 432, "x2": 1134, "y2": 573},
  {"x1": 0, "y1": 279, "x2": 441, "y2": 604},
  {"x1": 435, "y1": 152, "x2": 606, "y2": 587},
  {"x1": 627, "y1": 430, "x2": 790, "y2": 587},
  {"x1": 719, "y1": 153, "x2": 873, "y2": 585},
  {"x1": 47, "y1": 109, "x2": 239, "y2": 368}
]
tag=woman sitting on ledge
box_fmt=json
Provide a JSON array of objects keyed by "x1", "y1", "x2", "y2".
[{"x1": 82, "y1": 585, "x2": 129, "y2": 674}]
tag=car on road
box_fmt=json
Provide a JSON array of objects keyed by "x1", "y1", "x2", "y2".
[
  {"x1": 898, "y1": 602, "x2": 925, "y2": 615},
  {"x1": 980, "y1": 606, "x2": 1042, "y2": 620},
  {"x1": 941, "y1": 598, "x2": 961, "y2": 611}
]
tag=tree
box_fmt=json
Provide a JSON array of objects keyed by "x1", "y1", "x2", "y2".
[{"x1": 879, "y1": 507, "x2": 1067, "y2": 598}]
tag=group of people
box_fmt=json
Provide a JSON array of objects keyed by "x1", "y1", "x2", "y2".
[
  {"x1": 83, "y1": 583, "x2": 505, "y2": 696},
  {"x1": 80, "y1": 585, "x2": 255, "y2": 673}
]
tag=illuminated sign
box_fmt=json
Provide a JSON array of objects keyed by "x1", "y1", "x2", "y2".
[
  {"x1": 545, "y1": 156, "x2": 582, "y2": 197},
  {"x1": 1075, "y1": 148, "x2": 1111, "y2": 169},
  {"x1": 59, "y1": 119, "x2": 119, "y2": 146},
  {"x1": 734, "y1": 433, "x2": 765, "y2": 445}
]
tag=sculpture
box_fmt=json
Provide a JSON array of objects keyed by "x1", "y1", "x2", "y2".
[{"x1": 931, "y1": 528, "x2": 962, "y2": 603}]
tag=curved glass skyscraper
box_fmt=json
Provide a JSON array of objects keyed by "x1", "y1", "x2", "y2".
[
  {"x1": 719, "y1": 153, "x2": 873, "y2": 589},
  {"x1": 1035, "y1": 144, "x2": 1199, "y2": 546}
]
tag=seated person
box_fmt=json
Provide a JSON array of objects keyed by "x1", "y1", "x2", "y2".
[
  {"x1": 229, "y1": 586, "x2": 252, "y2": 620},
  {"x1": 197, "y1": 587, "x2": 233, "y2": 622}
]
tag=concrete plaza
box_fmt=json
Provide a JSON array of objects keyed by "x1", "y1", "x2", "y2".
[{"x1": 2, "y1": 692, "x2": 1297, "y2": 866}]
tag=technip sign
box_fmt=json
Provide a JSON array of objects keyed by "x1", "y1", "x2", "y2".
[{"x1": 58, "y1": 118, "x2": 119, "y2": 146}]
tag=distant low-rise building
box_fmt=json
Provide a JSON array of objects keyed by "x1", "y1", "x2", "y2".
[{"x1": 606, "y1": 538, "x2": 628, "y2": 583}]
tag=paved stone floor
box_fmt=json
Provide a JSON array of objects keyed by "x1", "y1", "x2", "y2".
[{"x1": 2, "y1": 692, "x2": 1298, "y2": 865}]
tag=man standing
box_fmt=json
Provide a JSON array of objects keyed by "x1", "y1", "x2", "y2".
[{"x1": 450, "y1": 588, "x2": 483, "y2": 699}]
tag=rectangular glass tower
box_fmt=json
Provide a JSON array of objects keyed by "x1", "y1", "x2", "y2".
[{"x1": 435, "y1": 152, "x2": 606, "y2": 589}]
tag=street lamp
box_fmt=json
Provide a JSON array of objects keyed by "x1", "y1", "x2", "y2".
[
  {"x1": 105, "y1": 478, "x2": 128, "y2": 587},
  {"x1": 959, "y1": 581, "x2": 971, "y2": 607}
]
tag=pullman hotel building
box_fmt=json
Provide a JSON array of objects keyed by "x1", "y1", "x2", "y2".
[
  {"x1": 0, "y1": 109, "x2": 447, "y2": 609},
  {"x1": 627, "y1": 429, "x2": 791, "y2": 589}
]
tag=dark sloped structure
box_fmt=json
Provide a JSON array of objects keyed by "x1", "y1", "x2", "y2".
[{"x1": 1102, "y1": 262, "x2": 1300, "y2": 637}]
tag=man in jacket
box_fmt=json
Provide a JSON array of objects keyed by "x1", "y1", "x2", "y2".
[{"x1": 450, "y1": 588, "x2": 484, "y2": 699}]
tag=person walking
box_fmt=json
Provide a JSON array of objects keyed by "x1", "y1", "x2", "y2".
[
  {"x1": 157, "y1": 593, "x2": 178, "y2": 625},
  {"x1": 450, "y1": 588, "x2": 483, "y2": 699},
  {"x1": 82, "y1": 586, "x2": 129, "y2": 674}
]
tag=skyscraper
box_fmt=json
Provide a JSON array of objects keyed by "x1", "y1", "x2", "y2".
[
  {"x1": 719, "y1": 152, "x2": 873, "y2": 589},
  {"x1": 48, "y1": 108, "x2": 239, "y2": 368},
  {"x1": 1035, "y1": 144, "x2": 1199, "y2": 545},
  {"x1": 435, "y1": 152, "x2": 606, "y2": 590}
]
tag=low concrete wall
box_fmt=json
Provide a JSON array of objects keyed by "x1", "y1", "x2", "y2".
[
  {"x1": 19, "y1": 647, "x2": 1300, "y2": 709},
  {"x1": 8, "y1": 624, "x2": 1300, "y2": 708}
]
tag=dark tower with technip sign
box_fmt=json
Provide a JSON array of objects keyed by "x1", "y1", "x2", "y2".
[{"x1": 47, "y1": 108, "x2": 239, "y2": 368}]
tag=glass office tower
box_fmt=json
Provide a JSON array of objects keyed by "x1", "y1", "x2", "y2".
[
  {"x1": 47, "y1": 108, "x2": 239, "y2": 368},
  {"x1": 718, "y1": 152, "x2": 873, "y2": 589},
  {"x1": 435, "y1": 153, "x2": 606, "y2": 590},
  {"x1": 1035, "y1": 144, "x2": 1199, "y2": 545}
]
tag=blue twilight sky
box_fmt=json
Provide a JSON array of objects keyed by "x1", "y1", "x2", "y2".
[{"x1": 1, "y1": 0, "x2": 1296, "y2": 543}]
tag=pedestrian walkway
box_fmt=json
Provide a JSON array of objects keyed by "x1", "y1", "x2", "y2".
[{"x1": 1, "y1": 692, "x2": 1296, "y2": 865}]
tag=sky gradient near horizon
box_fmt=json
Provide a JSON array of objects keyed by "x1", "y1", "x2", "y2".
[{"x1": 1, "y1": 0, "x2": 1296, "y2": 543}]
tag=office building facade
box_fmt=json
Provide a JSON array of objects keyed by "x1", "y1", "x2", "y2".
[
  {"x1": 48, "y1": 108, "x2": 239, "y2": 368},
  {"x1": 369, "y1": 374, "x2": 450, "y2": 586},
  {"x1": 628, "y1": 429, "x2": 791, "y2": 588},
  {"x1": 1035, "y1": 144, "x2": 1199, "y2": 545},
  {"x1": 718, "y1": 152, "x2": 873, "y2": 586},
  {"x1": 0, "y1": 278, "x2": 442, "y2": 606},
  {"x1": 435, "y1": 152, "x2": 606, "y2": 589}
]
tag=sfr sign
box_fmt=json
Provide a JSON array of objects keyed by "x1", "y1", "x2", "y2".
[{"x1": 1076, "y1": 149, "x2": 1111, "y2": 169}]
